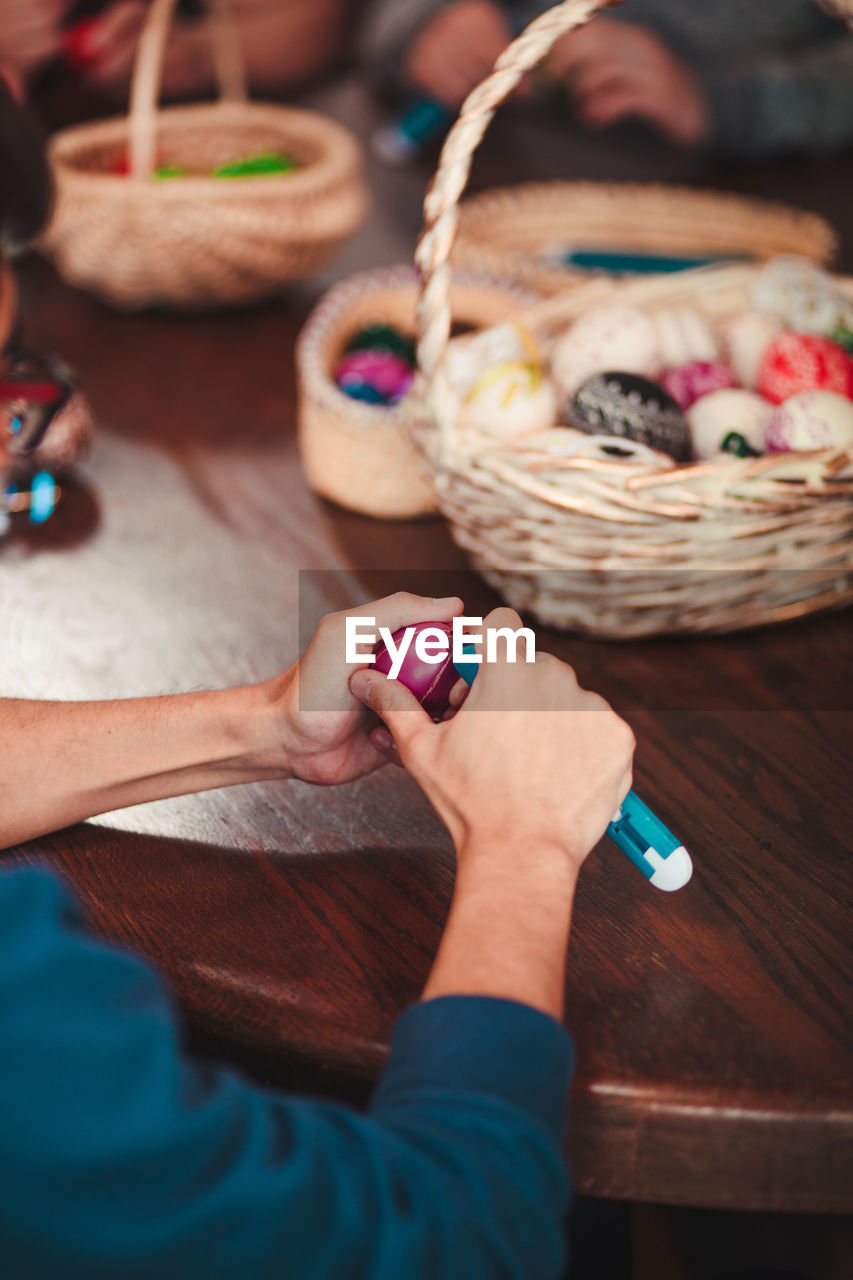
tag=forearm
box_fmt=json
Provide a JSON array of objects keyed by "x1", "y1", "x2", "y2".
[
  {"x1": 0, "y1": 682, "x2": 287, "y2": 848},
  {"x1": 422, "y1": 835, "x2": 577, "y2": 1021}
]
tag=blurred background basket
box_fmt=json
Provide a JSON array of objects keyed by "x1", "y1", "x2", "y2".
[
  {"x1": 297, "y1": 266, "x2": 538, "y2": 520},
  {"x1": 414, "y1": 0, "x2": 853, "y2": 638},
  {"x1": 41, "y1": 0, "x2": 369, "y2": 309},
  {"x1": 452, "y1": 180, "x2": 838, "y2": 296}
]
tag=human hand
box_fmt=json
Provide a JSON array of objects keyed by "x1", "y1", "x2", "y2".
[
  {"x1": 0, "y1": 0, "x2": 69, "y2": 79},
  {"x1": 271, "y1": 592, "x2": 464, "y2": 787},
  {"x1": 67, "y1": 2, "x2": 212, "y2": 100},
  {"x1": 547, "y1": 16, "x2": 710, "y2": 148},
  {"x1": 405, "y1": 0, "x2": 514, "y2": 109},
  {"x1": 349, "y1": 607, "x2": 635, "y2": 872}
]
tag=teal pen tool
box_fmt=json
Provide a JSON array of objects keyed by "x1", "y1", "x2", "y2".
[
  {"x1": 452, "y1": 653, "x2": 693, "y2": 892},
  {"x1": 555, "y1": 248, "x2": 750, "y2": 275},
  {"x1": 372, "y1": 98, "x2": 451, "y2": 166},
  {"x1": 2, "y1": 471, "x2": 59, "y2": 526}
]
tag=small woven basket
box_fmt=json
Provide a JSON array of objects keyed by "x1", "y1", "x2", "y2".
[
  {"x1": 415, "y1": 0, "x2": 853, "y2": 638},
  {"x1": 41, "y1": 0, "x2": 369, "y2": 309},
  {"x1": 297, "y1": 266, "x2": 538, "y2": 519},
  {"x1": 453, "y1": 180, "x2": 838, "y2": 296}
]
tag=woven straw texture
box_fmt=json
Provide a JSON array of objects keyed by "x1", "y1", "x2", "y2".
[
  {"x1": 41, "y1": 0, "x2": 368, "y2": 309},
  {"x1": 453, "y1": 181, "x2": 838, "y2": 296},
  {"x1": 297, "y1": 267, "x2": 538, "y2": 520},
  {"x1": 413, "y1": 0, "x2": 853, "y2": 638}
]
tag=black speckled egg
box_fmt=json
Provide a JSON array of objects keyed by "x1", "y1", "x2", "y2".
[{"x1": 567, "y1": 371, "x2": 691, "y2": 462}]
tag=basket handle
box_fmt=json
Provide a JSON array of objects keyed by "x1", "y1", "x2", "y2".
[
  {"x1": 128, "y1": 0, "x2": 248, "y2": 179},
  {"x1": 415, "y1": 0, "x2": 612, "y2": 455}
]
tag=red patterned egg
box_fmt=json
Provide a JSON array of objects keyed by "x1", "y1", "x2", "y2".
[
  {"x1": 660, "y1": 361, "x2": 736, "y2": 411},
  {"x1": 757, "y1": 333, "x2": 853, "y2": 405}
]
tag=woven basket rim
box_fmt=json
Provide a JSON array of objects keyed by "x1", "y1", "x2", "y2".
[
  {"x1": 48, "y1": 100, "x2": 362, "y2": 199},
  {"x1": 456, "y1": 178, "x2": 839, "y2": 254}
]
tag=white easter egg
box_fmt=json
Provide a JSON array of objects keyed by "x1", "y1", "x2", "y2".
[
  {"x1": 446, "y1": 323, "x2": 541, "y2": 397},
  {"x1": 687, "y1": 389, "x2": 774, "y2": 460},
  {"x1": 752, "y1": 255, "x2": 852, "y2": 335},
  {"x1": 652, "y1": 307, "x2": 719, "y2": 367},
  {"x1": 460, "y1": 361, "x2": 557, "y2": 442},
  {"x1": 550, "y1": 306, "x2": 659, "y2": 398},
  {"x1": 765, "y1": 390, "x2": 853, "y2": 452},
  {"x1": 718, "y1": 310, "x2": 787, "y2": 389}
]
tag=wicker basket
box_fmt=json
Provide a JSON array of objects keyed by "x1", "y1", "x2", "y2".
[
  {"x1": 414, "y1": 0, "x2": 853, "y2": 638},
  {"x1": 297, "y1": 266, "x2": 538, "y2": 519},
  {"x1": 41, "y1": 0, "x2": 368, "y2": 309},
  {"x1": 452, "y1": 181, "x2": 838, "y2": 297}
]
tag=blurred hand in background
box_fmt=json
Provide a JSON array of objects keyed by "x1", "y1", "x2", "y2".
[
  {"x1": 3, "y1": 0, "x2": 351, "y2": 102},
  {"x1": 405, "y1": 0, "x2": 513, "y2": 108},
  {"x1": 547, "y1": 16, "x2": 710, "y2": 148}
]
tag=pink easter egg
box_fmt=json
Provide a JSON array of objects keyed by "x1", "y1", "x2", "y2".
[
  {"x1": 335, "y1": 350, "x2": 414, "y2": 402},
  {"x1": 374, "y1": 622, "x2": 459, "y2": 717},
  {"x1": 660, "y1": 361, "x2": 736, "y2": 411}
]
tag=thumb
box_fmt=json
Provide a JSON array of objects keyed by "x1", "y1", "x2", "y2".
[{"x1": 349, "y1": 669, "x2": 432, "y2": 749}]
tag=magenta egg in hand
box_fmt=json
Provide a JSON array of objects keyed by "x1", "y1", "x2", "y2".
[
  {"x1": 660, "y1": 361, "x2": 736, "y2": 411},
  {"x1": 373, "y1": 622, "x2": 460, "y2": 717}
]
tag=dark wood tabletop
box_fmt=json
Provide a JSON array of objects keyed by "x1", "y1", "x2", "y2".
[{"x1": 2, "y1": 88, "x2": 852, "y2": 1215}]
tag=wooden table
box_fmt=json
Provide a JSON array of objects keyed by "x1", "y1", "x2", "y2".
[{"x1": 3, "y1": 96, "x2": 853, "y2": 1213}]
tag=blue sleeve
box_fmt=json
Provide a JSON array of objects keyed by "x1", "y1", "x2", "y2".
[{"x1": 0, "y1": 865, "x2": 572, "y2": 1280}]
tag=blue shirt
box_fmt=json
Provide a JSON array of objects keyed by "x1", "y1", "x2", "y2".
[{"x1": 0, "y1": 865, "x2": 573, "y2": 1279}]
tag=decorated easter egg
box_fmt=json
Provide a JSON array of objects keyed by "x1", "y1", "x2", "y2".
[
  {"x1": 374, "y1": 622, "x2": 459, "y2": 717},
  {"x1": 551, "y1": 306, "x2": 659, "y2": 398},
  {"x1": 757, "y1": 333, "x2": 853, "y2": 404},
  {"x1": 765, "y1": 390, "x2": 853, "y2": 453},
  {"x1": 460, "y1": 361, "x2": 556, "y2": 442},
  {"x1": 335, "y1": 349, "x2": 414, "y2": 404},
  {"x1": 567, "y1": 371, "x2": 690, "y2": 461},
  {"x1": 660, "y1": 361, "x2": 736, "y2": 411},
  {"x1": 446, "y1": 323, "x2": 541, "y2": 397},
  {"x1": 344, "y1": 323, "x2": 416, "y2": 366},
  {"x1": 29, "y1": 389, "x2": 94, "y2": 473},
  {"x1": 686, "y1": 389, "x2": 773, "y2": 460},
  {"x1": 651, "y1": 307, "x2": 719, "y2": 368},
  {"x1": 718, "y1": 310, "x2": 786, "y2": 390},
  {"x1": 753, "y1": 256, "x2": 848, "y2": 335},
  {"x1": 337, "y1": 380, "x2": 387, "y2": 405}
]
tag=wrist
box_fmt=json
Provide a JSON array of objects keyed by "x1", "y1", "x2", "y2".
[
  {"x1": 455, "y1": 830, "x2": 580, "y2": 897},
  {"x1": 223, "y1": 675, "x2": 295, "y2": 780}
]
